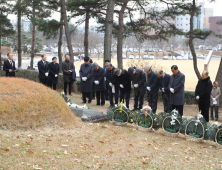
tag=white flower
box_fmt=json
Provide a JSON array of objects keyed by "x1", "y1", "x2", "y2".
[
  {"x1": 195, "y1": 122, "x2": 198, "y2": 126},
  {"x1": 170, "y1": 120, "x2": 175, "y2": 125},
  {"x1": 172, "y1": 115, "x2": 177, "y2": 120},
  {"x1": 196, "y1": 120, "x2": 200, "y2": 123},
  {"x1": 154, "y1": 118, "x2": 157, "y2": 121}
]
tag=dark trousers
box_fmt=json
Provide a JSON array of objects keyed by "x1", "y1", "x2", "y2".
[
  {"x1": 92, "y1": 84, "x2": 95, "y2": 99},
  {"x1": 147, "y1": 93, "x2": 158, "y2": 114},
  {"x1": 96, "y1": 91, "x2": 105, "y2": 105},
  {"x1": 49, "y1": 83, "x2": 57, "y2": 90},
  {"x1": 64, "y1": 82, "x2": 72, "y2": 95},
  {"x1": 211, "y1": 106, "x2": 218, "y2": 121},
  {"x1": 108, "y1": 86, "x2": 119, "y2": 106},
  {"x1": 39, "y1": 78, "x2": 47, "y2": 86},
  {"x1": 162, "y1": 93, "x2": 171, "y2": 113},
  {"x1": 120, "y1": 91, "x2": 131, "y2": 108},
  {"x1": 171, "y1": 105, "x2": 184, "y2": 116},
  {"x1": 198, "y1": 99, "x2": 210, "y2": 122},
  {"x1": 82, "y1": 92, "x2": 92, "y2": 103},
  {"x1": 105, "y1": 83, "x2": 109, "y2": 100},
  {"x1": 134, "y1": 91, "x2": 144, "y2": 110}
]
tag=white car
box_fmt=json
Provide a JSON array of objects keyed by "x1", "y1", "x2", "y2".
[
  {"x1": 197, "y1": 54, "x2": 204, "y2": 59},
  {"x1": 74, "y1": 56, "x2": 80, "y2": 62},
  {"x1": 122, "y1": 55, "x2": 126, "y2": 59},
  {"x1": 134, "y1": 49, "x2": 139, "y2": 53},
  {"x1": 143, "y1": 55, "x2": 149, "y2": 60},
  {"x1": 135, "y1": 55, "x2": 141, "y2": 59},
  {"x1": 177, "y1": 56, "x2": 183, "y2": 60},
  {"x1": 163, "y1": 56, "x2": 168, "y2": 60},
  {"x1": 183, "y1": 55, "x2": 188, "y2": 60},
  {"x1": 149, "y1": 55, "x2": 155, "y2": 60},
  {"x1": 114, "y1": 55, "x2": 117, "y2": 59},
  {"x1": 52, "y1": 48, "x2": 58, "y2": 53},
  {"x1": 129, "y1": 55, "x2": 134, "y2": 59}
]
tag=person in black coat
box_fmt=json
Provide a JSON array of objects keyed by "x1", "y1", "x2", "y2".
[
  {"x1": 104, "y1": 60, "x2": 110, "y2": 101},
  {"x1": 157, "y1": 69, "x2": 172, "y2": 113},
  {"x1": 92, "y1": 63, "x2": 106, "y2": 106},
  {"x1": 114, "y1": 68, "x2": 131, "y2": 108},
  {"x1": 106, "y1": 63, "x2": 119, "y2": 106},
  {"x1": 38, "y1": 54, "x2": 49, "y2": 86},
  {"x1": 3, "y1": 53, "x2": 19, "y2": 77},
  {"x1": 48, "y1": 57, "x2": 60, "y2": 90},
  {"x1": 195, "y1": 71, "x2": 213, "y2": 122}
]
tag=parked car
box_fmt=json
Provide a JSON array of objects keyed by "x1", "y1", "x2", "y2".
[
  {"x1": 114, "y1": 55, "x2": 117, "y2": 59},
  {"x1": 74, "y1": 56, "x2": 80, "y2": 62},
  {"x1": 163, "y1": 56, "x2": 168, "y2": 60},
  {"x1": 212, "y1": 47, "x2": 218, "y2": 51},
  {"x1": 135, "y1": 55, "x2": 142, "y2": 59},
  {"x1": 183, "y1": 55, "x2": 188, "y2": 60},
  {"x1": 129, "y1": 55, "x2": 134, "y2": 59},
  {"x1": 52, "y1": 48, "x2": 58, "y2": 53},
  {"x1": 149, "y1": 55, "x2": 155, "y2": 60},
  {"x1": 189, "y1": 55, "x2": 193, "y2": 60},
  {"x1": 122, "y1": 55, "x2": 126, "y2": 59},
  {"x1": 143, "y1": 55, "x2": 149, "y2": 60},
  {"x1": 197, "y1": 54, "x2": 204, "y2": 59},
  {"x1": 177, "y1": 56, "x2": 183, "y2": 60},
  {"x1": 133, "y1": 49, "x2": 139, "y2": 53}
]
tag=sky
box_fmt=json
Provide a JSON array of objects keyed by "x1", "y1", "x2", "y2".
[{"x1": 7, "y1": 0, "x2": 222, "y2": 27}]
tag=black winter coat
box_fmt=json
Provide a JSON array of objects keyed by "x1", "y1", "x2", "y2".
[
  {"x1": 116, "y1": 69, "x2": 131, "y2": 93},
  {"x1": 3, "y1": 60, "x2": 16, "y2": 77},
  {"x1": 48, "y1": 62, "x2": 60, "y2": 85},
  {"x1": 195, "y1": 76, "x2": 213, "y2": 101},
  {"x1": 38, "y1": 60, "x2": 49, "y2": 80},
  {"x1": 92, "y1": 67, "x2": 106, "y2": 91}
]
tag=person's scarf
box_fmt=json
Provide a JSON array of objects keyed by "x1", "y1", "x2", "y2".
[{"x1": 94, "y1": 67, "x2": 100, "y2": 77}]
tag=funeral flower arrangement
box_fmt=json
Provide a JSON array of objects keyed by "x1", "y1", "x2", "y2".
[
  {"x1": 185, "y1": 112, "x2": 207, "y2": 139},
  {"x1": 215, "y1": 124, "x2": 222, "y2": 145},
  {"x1": 162, "y1": 109, "x2": 182, "y2": 134},
  {"x1": 61, "y1": 92, "x2": 89, "y2": 109}
]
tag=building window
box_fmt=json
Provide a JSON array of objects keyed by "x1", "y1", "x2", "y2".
[
  {"x1": 181, "y1": 18, "x2": 182, "y2": 20},
  {"x1": 177, "y1": 24, "x2": 179, "y2": 26},
  {"x1": 186, "y1": 18, "x2": 188, "y2": 20},
  {"x1": 181, "y1": 24, "x2": 182, "y2": 26},
  {"x1": 218, "y1": 30, "x2": 221, "y2": 33},
  {"x1": 186, "y1": 24, "x2": 188, "y2": 26},
  {"x1": 177, "y1": 18, "x2": 179, "y2": 20}
]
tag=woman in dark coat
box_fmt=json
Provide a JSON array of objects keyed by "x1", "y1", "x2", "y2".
[
  {"x1": 92, "y1": 63, "x2": 106, "y2": 106},
  {"x1": 48, "y1": 57, "x2": 60, "y2": 90}
]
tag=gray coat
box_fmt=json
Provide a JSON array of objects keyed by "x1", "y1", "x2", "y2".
[
  {"x1": 169, "y1": 72, "x2": 185, "y2": 105},
  {"x1": 62, "y1": 60, "x2": 75, "y2": 83},
  {"x1": 130, "y1": 68, "x2": 145, "y2": 95},
  {"x1": 210, "y1": 87, "x2": 221, "y2": 106},
  {"x1": 79, "y1": 63, "x2": 93, "y2": 92}
]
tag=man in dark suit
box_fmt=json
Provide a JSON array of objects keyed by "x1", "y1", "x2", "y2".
[
  {"x1": 106, "y1": 63, "x2": 119, "y2": 106},
  {"x1": 104, "y1": 60, "x2": 110, "y2": 101},
  {"x1": 38, "y1": 54, "x2": 49, "y2": 86},
  {"x1": 48, "y1": 57, "x2": 60, "y2": 90},
  {"x1": 114, "y1": 68, "x2": 131, "y2": 109},
  {"x1": 62, "y1": 55, "x2": 75, "y2": 96},
  {"x1": 92, "y1": 62, "x2": 106, "y2": 106},
  {"x1": 128, "y1": 67, "x2": 145, "y2": 111},
  {"x1": 157, "y1": 69, "x2": 171, "y2": 113},
  {"x1": 169, "y1": 65, "x2": 185, "y2": 116},
  {"x1": 3, "y1": 53, "x2": 19, "y2": 77}
]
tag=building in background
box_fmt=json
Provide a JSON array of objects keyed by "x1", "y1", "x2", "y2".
[
  {"x1": 204, "y1": 8, "x2": 214, "y2": 31},
  {"x1": 209, "y1": 16, "x2": 222, "y2": 39}
]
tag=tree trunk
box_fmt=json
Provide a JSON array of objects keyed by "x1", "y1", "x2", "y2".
[
  {"x1": 117, "y1": 0, "x2": 128, "y2": 68},
  {"x1": 58, "y1": 8, "x2": 63, "y2": 73},
  {"x1": 61, "y1": 0, "x2": 74, "y2": 62},
  {"x1": 18, "y1": 3, "x2": 22, "y2": 68},
  {"x1": 189, "y1": 0, "x2": 201, "y2": 80},
  {"x1": 30, "y1": 3, "x2": 35, "y2": 70},
  {"x1": 103, "y1": 0, "x2": 115, "y2": 66},
  {"x1": 84, "y1": 10, "x2": 90, "y2": 57},
  {"x1": 216, "y1": 57, "x2": 222, "y2": 107}
]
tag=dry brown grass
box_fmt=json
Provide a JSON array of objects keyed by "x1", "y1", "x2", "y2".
[
  {"x1": 0, "y1": 94, "x2": 222, "y2": 169},
  {"x1": 0, "y1": 77, "x2": 79, "y2": 130}
]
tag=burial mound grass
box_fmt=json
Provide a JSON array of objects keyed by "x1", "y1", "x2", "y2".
[{"x1": 0, "y1": 77, "x2": 79, "y2": 130}]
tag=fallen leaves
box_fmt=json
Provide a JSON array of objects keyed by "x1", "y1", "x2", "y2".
[
  {"x1": 1, "y1": 148, "x2": 9, "y2": 152},
  {"x1": 99, "y1": 141, "x2": 104, "y2": 144},
  {"x1": 109, "y1": 151, "x2": 114, "y2": 154},
  {"x1": 28, "y1": 150, "x2": 34, "y2": 154}
]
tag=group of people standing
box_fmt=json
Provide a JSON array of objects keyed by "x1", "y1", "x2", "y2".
[{"x1": 3, "y1": 53, "x2": 220, "y2": 123}]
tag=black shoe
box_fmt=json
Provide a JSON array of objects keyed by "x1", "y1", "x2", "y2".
[
  {"x1": 216, "y1": 119, "x2": 218, "y2": 121},
  {"x1": 92, "y1": 97, "x2": 95, "y2": 100},
  {"x1": 69, "y1": 94, "x2": 72, "y2": 96},
  {"x1": 211, "y1": 117, "x2": 214, "y2": 121},
  {"x1": 88, "y1": 101, "x2": 91, "y2": 104},
  {"x1": 96, "y1": 104, "x2": 100, "y2": 106},
  {"x1": 82, "y1": 101, "x2": 86, "y2": 104},
  {"x1": 101, "y1": 104, "x2": 105, "y2": 107}
]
